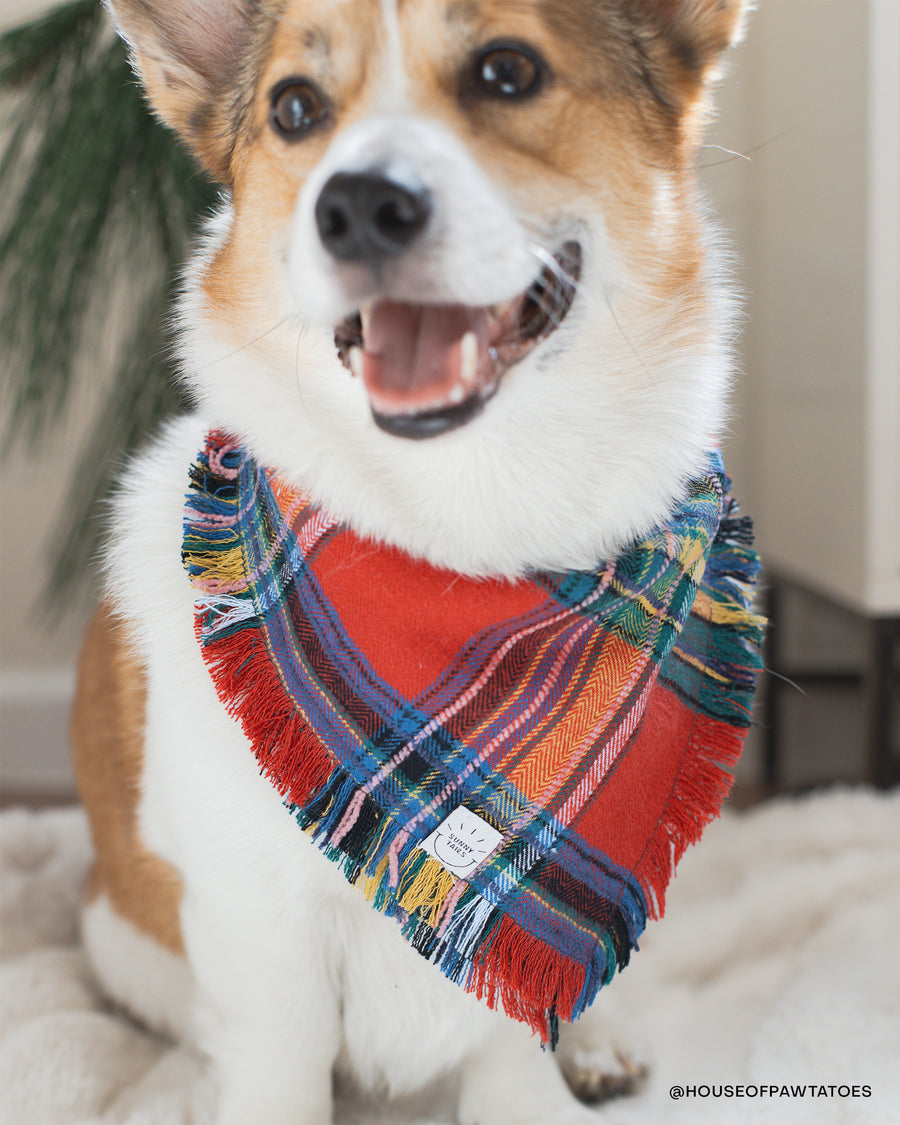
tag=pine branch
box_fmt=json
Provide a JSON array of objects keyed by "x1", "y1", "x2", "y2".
[{"x1": 0, "y1": 0, "x2": 218, "y2": 606}]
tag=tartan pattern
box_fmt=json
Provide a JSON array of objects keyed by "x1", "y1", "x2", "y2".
[{"x1": 183, "y1": 433, "x2": 763, "y2": 1042}]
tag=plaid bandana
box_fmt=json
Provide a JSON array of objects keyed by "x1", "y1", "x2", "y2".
[{"x1": 183, "y1": 432, "x2": 763, "y2": 1044}]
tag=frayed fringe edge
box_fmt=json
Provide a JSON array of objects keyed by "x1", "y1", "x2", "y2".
[
  {"x1": 194, "y1": 618, "x2": 635, "y2": 1046},
  {"x1": 635, "y1": 712, "x2": 746, "y2": 919},
  {"x1": 191, "y1": 613, "x2": 759, "y2": 1043},
  {"x1": 183, "y1": 448, "x2": 763, "y2": 1045}
]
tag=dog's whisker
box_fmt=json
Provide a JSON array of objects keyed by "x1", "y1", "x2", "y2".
[
  {"x1": 528, "y1": 287, "x2": 568, "y2": 331},
  {"x1": 700, "y1": 143, "x2": 751, "y2": 162},
  {"x1": 523, "y1": 244, "x2": 583, "y2": 332},
  {"x1": 603, "y1": 292, "x2": 657, "y2": 389},
  {"x1": 191, "y1": 314, "x2": 292, "y2": 374},
  {"x1": 294, "y1": 316, "x2": 309, "y2": 409},
  {"x1": 529, "y1": 243, "x2": 585, "y2": 298}
]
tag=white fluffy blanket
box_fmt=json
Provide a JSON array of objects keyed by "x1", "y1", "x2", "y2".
[{"x1": 2, "y1": 791, "x2": 899, "y2": 1125}]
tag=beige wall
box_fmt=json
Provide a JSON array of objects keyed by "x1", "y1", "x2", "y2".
[
  {"x1": 734, "y1": 0, "x2": 899, "y2": 614},
  {"x1": 1, "y1": 0, "x2": 109, "y2": 792},
  {"x1": 0, "y1": 324, "x2": 104, "y2": 795}
]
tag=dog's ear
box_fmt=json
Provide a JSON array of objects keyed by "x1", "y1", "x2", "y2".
[
  {"x1": 642, "y1": 0, "x2": 751, "y2": 80},
  {"x1": 104, "y1": 0, "x2": 254, "y2": 181}
]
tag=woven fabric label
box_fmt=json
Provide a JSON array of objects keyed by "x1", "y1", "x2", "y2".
[{"x1": 421, "y1": 806, "x2": 504, "y2": 876}]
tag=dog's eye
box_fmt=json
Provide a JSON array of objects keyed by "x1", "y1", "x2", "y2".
[
  {"x1": 474, "y1": 43, "x2": 544, "y2": 99},
  {"x1": 269, "y1": 78, "x2": 328, "y2": 140}
]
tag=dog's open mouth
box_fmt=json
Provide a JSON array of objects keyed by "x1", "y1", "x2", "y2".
[{"x1": 334, "y1": 241, "x2": 582, "y2": 439}]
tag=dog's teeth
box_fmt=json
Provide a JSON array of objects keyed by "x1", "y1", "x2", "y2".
[
  {"x1": 461, "y1": 331, "x2": 478, "y2": 386},
  {"x1": 349, "y1": 347, "x2": 364, "y2": 378},
  {"x1": 360, "y1": 303, "x2": 373, "y2": 338},
  {"x1": 448, "y1": 383, "x2": 466, "y2": 405}
]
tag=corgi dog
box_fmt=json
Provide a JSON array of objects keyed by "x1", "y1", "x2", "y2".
[{"x1": 72, "y1": 1, "x2": 749, "y2": 1123}]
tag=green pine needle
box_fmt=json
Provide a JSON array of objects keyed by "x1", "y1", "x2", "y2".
[{"x1": 0, "y1": 0, "x2": 218, "y2": 606}]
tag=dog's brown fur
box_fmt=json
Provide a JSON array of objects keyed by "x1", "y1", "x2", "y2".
[{"x1": 71, "y1": 605, "x2": 184, "y2": 955}]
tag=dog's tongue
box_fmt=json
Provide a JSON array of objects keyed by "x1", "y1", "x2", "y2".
[{"x1": 362, "y1": 301, "x2": 489, "y2": 413}]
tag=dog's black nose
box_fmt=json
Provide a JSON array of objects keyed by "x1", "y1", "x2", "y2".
[{"x1": 315, "y1": 167, "x2": 432, "y2": 264}]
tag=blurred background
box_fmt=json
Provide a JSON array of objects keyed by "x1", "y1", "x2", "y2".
[{"x1": 1, "y1": 0, "x2": 898, "y2": 804}]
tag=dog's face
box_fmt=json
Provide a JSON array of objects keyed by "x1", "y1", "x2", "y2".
[{"x1": 110, "y1": 0, "x2": 747, "y2": 575}]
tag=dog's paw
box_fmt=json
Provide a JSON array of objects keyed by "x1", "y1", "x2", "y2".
[{"x1": 558, "y1": 1043, "x2": 649, "y2": 1105}]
